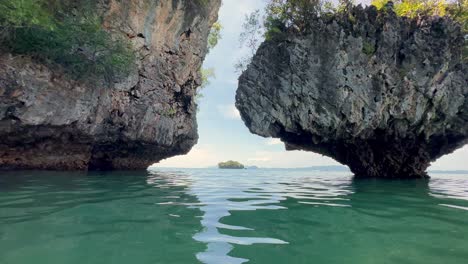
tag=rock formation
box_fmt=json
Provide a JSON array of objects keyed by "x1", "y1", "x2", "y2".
[
  {"x1": 0, "y1": 0, "x2": 221, "y2": 170},
  {"x1": 236, "y1": 5, "x2": 467, "y2": 178}
]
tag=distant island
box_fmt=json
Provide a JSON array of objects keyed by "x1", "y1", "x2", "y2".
[{"x1": 218, "y1": 161, "x2": 244, "y2": 169}]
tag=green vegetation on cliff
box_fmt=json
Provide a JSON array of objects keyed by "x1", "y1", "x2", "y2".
[
  {"x1": 196, "y1": 67, "x2": 215, "y2": 106},
  {"x1": 207, "y1": 22, "x2": 222, "y2": 50},
  {"x1": 218, "y1": 160, "x2": 245, "y2": 169},
  {"x1": 197, "y1": 21, "x2": 221, "y2": 101},
  {"x1": 371, "y1": 0, "x2": 467, "y2": 59},
  {"x1": 264, "y1": 0, "x2": 466, "y2": 37},
  {"x1": 236, "y1": 0, "x2": 467, "y2": 71},
  {"x1": 372, "y1": 0, "x2": 467, "y2": 32},
  {"x1": 0, "y1": 0, "x2": 135, "y2": 82}
]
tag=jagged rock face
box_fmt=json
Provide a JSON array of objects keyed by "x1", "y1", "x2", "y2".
[
  {"x1": 236, "y1": 6, "x2": 467, "y2": 178},
  {"x1": 0, "y1": 0, "x2": 221, "y2": 170}
]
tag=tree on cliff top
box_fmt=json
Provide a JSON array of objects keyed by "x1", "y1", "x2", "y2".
[
  {"x1": 371, "y1": 0, "x2": 467, "y2": 60},
  {"x1": 235, "y1": 0, "x2": 354, "y2": 72},
  {"x1": 235, "y1": 0, "x2": 467, "y2": 72},
  {"x1": 372, "y1": 0, "x2": 467, "y2": 32}
]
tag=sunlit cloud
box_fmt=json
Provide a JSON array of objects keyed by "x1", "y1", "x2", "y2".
[
  {"x1": 153, "y1": 145, "x2": 217, "y2": 168},
  {"x1": 217, "y1": 104, "x2": 241, "y2": 120},
  {"x1": 266, "y1": 138, "x2": 283, "y2": 146},
  {"x1": 244, "y1": 150, "x2": 340, "y2": 168},
  {"x1": 248, "y1": 157, "x2": 271, "y2": 162},
  {"x1": 431, "y1": 146, "x2": 468, "y2": 171}
]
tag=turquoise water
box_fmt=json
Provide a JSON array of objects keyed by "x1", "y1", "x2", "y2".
[{"x1": 1, "y1": 169, "x2": 468, "y2": 264}]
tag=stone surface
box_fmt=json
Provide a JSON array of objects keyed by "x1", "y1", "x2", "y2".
[
  {"x1": 0, "y1": 0, "x2": 221, "y2": 170},
  {"x1": 236, "y1": 5, "x2": 467, "y2": 178}
]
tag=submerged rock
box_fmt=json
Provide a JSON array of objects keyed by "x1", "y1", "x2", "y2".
[
  {"x1": 236, "y1": 5, "x2": 467, "y2": 178},
  {"x1": 0, "y1": 0, "x2": 221, "y2": 170}
]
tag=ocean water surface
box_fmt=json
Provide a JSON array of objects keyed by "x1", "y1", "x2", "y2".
[{"x1": 0, "y1": 168, "x2": 467, "y2": 264}]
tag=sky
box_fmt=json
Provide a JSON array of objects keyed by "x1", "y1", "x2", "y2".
[{"x1": 157, "y1": 0, "x2": 467, "y2": 170}]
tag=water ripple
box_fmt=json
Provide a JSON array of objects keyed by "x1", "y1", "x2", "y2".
[
  {"x1": 429, "y1": 174, "x2": 468, "y2": 211},
  {"x1": 1, "y1": 169, "x2": 467, "y2": 264},
  {"x1": 147, "y1": 168, "x2": 354, "y2": 264}
]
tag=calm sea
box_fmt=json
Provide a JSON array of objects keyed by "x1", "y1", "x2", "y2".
[{"x1": 1, "y1": 168, "x2": 467, "y2": 264}]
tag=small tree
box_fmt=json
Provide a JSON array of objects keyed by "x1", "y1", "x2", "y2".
[
  {"x1": 235, "y1": 10, "x2": 264, "y2": 72},
  {"x1": 235, "y1": 0, "x2": 332, "y2": 72},
  {"x1": 207, "y1": 22, "x2": 222, "y2": 51},
  {"x1": 196, "y1": 67, "x2": 215, "y2": 103}
]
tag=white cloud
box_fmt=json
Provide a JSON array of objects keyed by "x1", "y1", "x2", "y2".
[
  {"x1": 217, "y1": 104, "x2": 241, "y2": 120},
  {"x1": 266, "y1": 138, "x2": 283, "y2": 146},
  {"x1": 246, "y1": 150, "x2": 341, "y2": 168},
  {"x1": 154, "y1": 145, "x2": 218, "y2": 168},
  {"x1": 155, "y1": 147, "x2": 341, "y2": 169},
  {"x1": 430, "y1": 146, "x2": 468, "y2": 171},
  {"x1": 248, "y1": 157, "x2": 271, "y2": 162},
  {"x1": 155, "y1": 145, "x2": 468, "y2": 170}
]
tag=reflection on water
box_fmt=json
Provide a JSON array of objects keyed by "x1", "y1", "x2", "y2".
[
  {"x1": 186, "y1": 170, "x2": 353, "y2": 264},
  {"x1": 146, "y1": 169, "x2": 468, "y2": 264},
  {"x1": 1, "y1": 169, "x2": 468, "y2": 264},
  {"x1": 429, "y1": 174, "x2": 468, "y2": 211}
]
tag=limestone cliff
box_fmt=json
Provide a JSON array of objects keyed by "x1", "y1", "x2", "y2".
[
  {"x1": 236, "y1": 5, "x2": 467, "y2": 178},
  {"x1": 0, "y1": 0, "x2": 221, "y2": 170}
]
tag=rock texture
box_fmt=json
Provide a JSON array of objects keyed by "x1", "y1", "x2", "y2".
[
  {"x1": 236, "y1": 5, "x2": 467, "y2": 178},
  {"x1": 0, "y1": 0, "x2": 221, "y2": 170}
]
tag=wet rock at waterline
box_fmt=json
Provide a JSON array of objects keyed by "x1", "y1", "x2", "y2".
[
  {"x1": 0, "y1": 0, "x2": 221, "y2": 170},
  {"x1": 236, "y1": 5, "x2": 467, "y2": 178}
]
